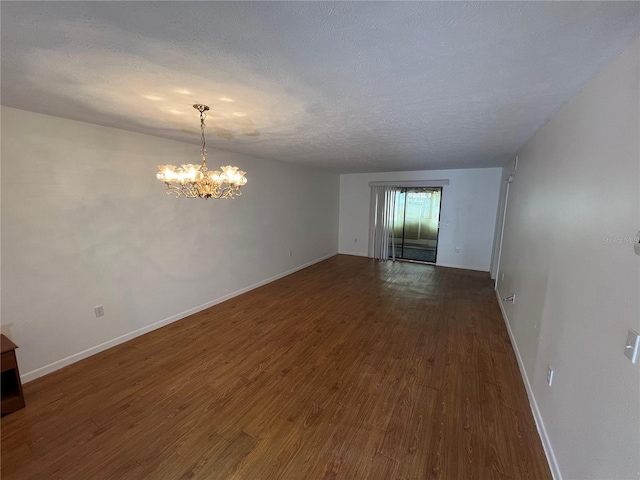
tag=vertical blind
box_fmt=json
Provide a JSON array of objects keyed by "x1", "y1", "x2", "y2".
[{"x1": 368, "y1": 186, "x2": 398, "y2": 260}]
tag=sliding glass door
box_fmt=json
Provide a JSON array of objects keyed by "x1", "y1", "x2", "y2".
[{"x1": 388, "y1": 188, "x2": 442, "y2": 263}]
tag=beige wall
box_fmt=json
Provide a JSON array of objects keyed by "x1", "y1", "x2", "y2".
[
  {"x1": 1, "y1": 107, "x2": 339, "y2": 380},
  {"x1": 497, "y1": 37, "x2": 640, "y2": 479}
]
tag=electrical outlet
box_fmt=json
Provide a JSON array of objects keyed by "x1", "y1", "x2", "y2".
[
  {"x1": 94, "y1": 305, "x2": 104, "y2": 318},
  {"x1": 455, "y1": 247, "x2": 460, "y2": 253},
  {"x1": 547, "y1": 367, "x2": 554, "y2": 386},
  {"x1": 502, "y1": 294, "x2": 515, "y2": 304}
]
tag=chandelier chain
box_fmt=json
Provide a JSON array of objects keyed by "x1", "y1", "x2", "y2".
[{"x1": 200, "y1": 109, "x2": 207, "y2": 167}]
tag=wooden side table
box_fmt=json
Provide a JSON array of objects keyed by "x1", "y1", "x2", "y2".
[{"x1": 1, "y1": 334, "x2": 25, "y2": 414}]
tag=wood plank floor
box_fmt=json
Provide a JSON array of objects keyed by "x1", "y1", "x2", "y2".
[{"x1": 1, "y1": 255, "x2": 551, "y2": 479}]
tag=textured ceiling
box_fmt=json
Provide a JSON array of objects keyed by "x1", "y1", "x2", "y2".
[{"x1": 2, "y1": 2, "x2": 639, "y2": 173}]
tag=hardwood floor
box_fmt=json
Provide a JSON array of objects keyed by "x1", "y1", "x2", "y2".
[{"x1": 1, "y1": 255, "x2": 551, "y2": 479}]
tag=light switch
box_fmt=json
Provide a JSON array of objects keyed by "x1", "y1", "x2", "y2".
[{"x1": 624, "y1": 329, "x2": 639, "y2": 364}]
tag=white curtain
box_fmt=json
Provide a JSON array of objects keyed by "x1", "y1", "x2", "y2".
[{"x1": 369, "y1": 185, "x2": 398, "y2": 261}]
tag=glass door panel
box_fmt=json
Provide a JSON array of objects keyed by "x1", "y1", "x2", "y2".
[{"x1": 388, "y1": 188, "x2": 441, "y2": 263}]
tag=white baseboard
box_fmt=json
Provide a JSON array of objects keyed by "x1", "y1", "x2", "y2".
[
  {"x1": 434, "y1": 261, "x2": 488, "y2": 272},
  {"x1": 21, "y1": 252, "x2": 338, "y2": 384},
  {"x1": 495, "y1": 290, "x2": 562, "y2": 480}
]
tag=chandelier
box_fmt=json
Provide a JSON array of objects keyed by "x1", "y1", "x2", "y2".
[{"x1": 157, "y1": 104, "x2": 247, "y2": 199}]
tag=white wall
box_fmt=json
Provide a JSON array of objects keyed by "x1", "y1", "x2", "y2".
[
  {"x1": 496, "y1": 37, "x2": 640, "y2": 479},
  {"x1": 339, "y1": 168, "x2": 502, "y2": 272},
  {"x1": 1, "y1": 107, "x2": 339, "y2": 381}
]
